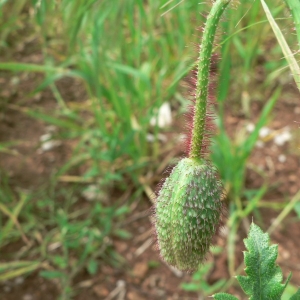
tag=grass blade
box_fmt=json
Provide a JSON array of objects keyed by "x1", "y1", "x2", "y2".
[
  {"x1": 260, "y1": 0, "x2": 300, "y2": 91},
  {"x1": 242, "y1": 87, "x2": 281, "y2": 159},
  {"x1": 0, "y1": 62, "x2": 67, "y2": 73},
  {"x1": 284, "y1": 0, "x2": 300, "y2": 46},
  {"x1": 0, "y1": 263, "x2": 41, "y2": 281}
]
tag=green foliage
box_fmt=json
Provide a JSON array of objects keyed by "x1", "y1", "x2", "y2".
[
  {"x1": 237, "y1": 224, "x2": 289, "y2": 299},
  {"x1": 0, "y1": 0, "x2": 208, "y2": 187},
  {"x1": 260, "y1": 0, "x2": 300, "y2": 92},
  {"x1": 211, "y1": 88, "x2": 280, "y2": 201},
  {"x1": 0, "y1": 261, "x2": 41, "y2": 281},
  {"x1": 211, "y1": 87, "x2": 280, "y2": 275},
  {"x1": 0, "y1": 0, "x2": 209, "y2": 297},
  {"x1": 290, "y1": 289, "x2": 300, "y2": 300},
  {"x1": 0, "y1": 0, "x2": 27, "y2": 46},
  {"x1": 284, "y1": 0, "x2": 300, "y2": 46},
  {"x1": 214, "y1": 293, "x2": 238, "y2": 300},
  {"x1": 213, "y1": 223, "x2": 300, "y2": 300},
  {"x1": 0, "y1": 182, "x2": 128, "y2": 299}
]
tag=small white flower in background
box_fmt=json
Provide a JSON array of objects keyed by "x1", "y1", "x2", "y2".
[
  {"x1": 146, "y1": 134, "x2": 155, "y2": 142},
  {"x1": 40, "y1": 140, "x2": 62, "y2": 152},
  {"x1": 150, "y1": 102, "x2": 172, "y2": 128},
  {"x1": 48, "y1": 241, "x2": 61, "y2": 251},
  {"x1": 246, "y1": 123, "x2": 255, "y2": 133},
  {"x1": 40, "y1": 133, "x2": 52, "y2": 142},
  {"x1": 274, "y1": 127, "x2": 291, "y2": 146},
  {"x1": 259, "y1": 126, "x2": 271, "y2": 138},
  {"x1": 38, "y1": 132, "x2": 61, "y2": 153},
  {"x1": 81, "y1": 185, "x2": 106, "y2": 201},
  {"x1": 146, "y1": 133, "x2": 167, "y2": 142},
  {"x1": 255, "y1": 140, "x2": 264, "y2": 148},
  {"x1": 82, "y1": 185, "x2": 99, "y2": 201},
  {"x1": 278, "y1": 154, "x2": 287, "y2": 163},
  {"x1": 45, "y1": 125, "x2": 57, "y2": 133}
]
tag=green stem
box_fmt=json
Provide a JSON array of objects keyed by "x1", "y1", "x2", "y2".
[
  {"x1": 189, "y1": 0, "x2": 231, "y2": 159},
  {"x1": 267, "y1": 189, "x2": 300, "y2": 235}
]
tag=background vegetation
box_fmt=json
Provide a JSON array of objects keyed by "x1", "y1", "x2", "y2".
[{"x1": 0, "y1": 0, "x2": 299, "y2": 299}]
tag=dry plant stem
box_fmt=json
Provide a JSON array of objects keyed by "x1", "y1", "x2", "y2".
[
  {"x1": 190, "y1": 0, "x2": 231, "y2": 158},
  {"x1": 267, "y1": 189, "x2": 300, "y2": 235}
]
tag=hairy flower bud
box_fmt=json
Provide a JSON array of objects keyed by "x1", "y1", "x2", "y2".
[{"x1": 154, "y1": 158, "x2": 223, "y2": 271}]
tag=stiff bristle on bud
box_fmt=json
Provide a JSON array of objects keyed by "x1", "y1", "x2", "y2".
[{"x1": 154, "y1": 158, "x2": 223, "y2": 271}]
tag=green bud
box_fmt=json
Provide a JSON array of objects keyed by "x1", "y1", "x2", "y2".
[{"x1": 154, "y1": 158, "x2": 223, "y2": 271}]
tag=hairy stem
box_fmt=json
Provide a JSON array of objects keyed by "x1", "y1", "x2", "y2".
[{"x1": 189, "y1": 0, "x2": 231, "y2": 158}]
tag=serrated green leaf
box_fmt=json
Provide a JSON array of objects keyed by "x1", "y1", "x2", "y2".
[
  {"x1": 213, "y1": 293, "x2": 239, "y2": 300},
  {"x1": 237, "y1": 223, "x2": 289, "y2": 300},
  {"x1": 236, "y1": 275, "x2": 252, "y2": 295}
]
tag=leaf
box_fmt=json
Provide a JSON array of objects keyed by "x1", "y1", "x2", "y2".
[
  {"x1": 293, "y1": 202, "x2": 300, "y2": 218},
  {"x1": 24, "y1": 109, "x2": 83, "y2": 131},
  {"x1": 0, "y1": 62, "x2": 66, "y2": 73},
  {"x1": 290, "y1": 288, "x2": 300, "y2": 300},
  {"x1": 213, "y1": 223, "x2": 292, "y2": 299},
  {"x1": 213, "y1": 293, "x2": 239, "y2": 300},
  {"x1": 52, "y1": 255, "x2": 68, "y2": 269},
  {"x1": 242, "y1": 87, "x2": 280, "y2": 160},
  {"x1": 236, "y1": 223, "x2": 290, "y2": 300},
  {"x1": 39, "y1": 270, "x2": 66, "y2": 279},
  {"x1": 114, "y1": 229, "x2": 132, "y2": 239},
  {"x1": 0, "y1": 262, "x2": 40, "y2": 281},
  {"x1": 0, "y1": 193, "x2": 29, "y2": 244},
  {"x1": 0, "y1": 261, "x2": 38, "y2": 271},
  {"x1": 87, "y1": 259, "x2": 98, "y2": 275},
  {"x1": 282, "y1": 284, "x2": 300, "y2": 300},
  {"x1": 114, "y1": 206, "x2": 130, "y2": 216},
  {"x1": 181, "y1": 282, "x2": 200, "y2": 291},
  {"x1": 260, "y1": 0, "x2": 300, "y2": 92}
]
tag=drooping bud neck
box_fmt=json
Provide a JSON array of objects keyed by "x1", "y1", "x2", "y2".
[{"x1": 189, "y1": 0, "x2": 231, "y2": 159}]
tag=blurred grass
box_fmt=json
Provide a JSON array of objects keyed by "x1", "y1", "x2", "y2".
[
  {"x1": 284, "y1": 0, "x2": 300, "y2": 46},
  {"x1": 0, "y1": 0, "x2": 300, "y2": 298}
]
